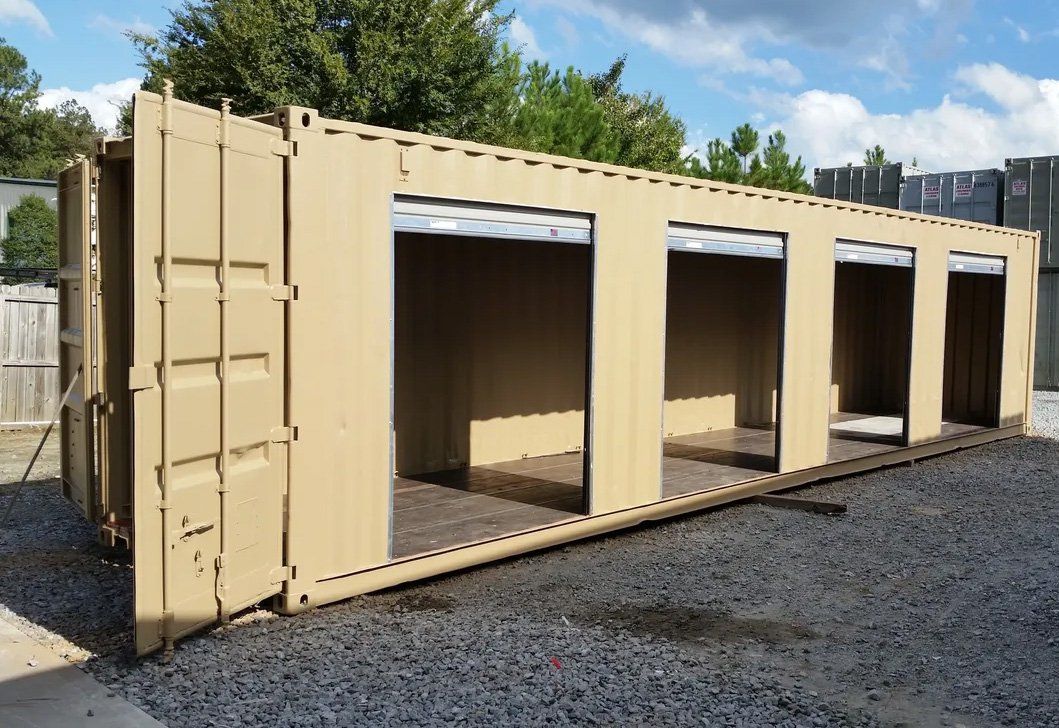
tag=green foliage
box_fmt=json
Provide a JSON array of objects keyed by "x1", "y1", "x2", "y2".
[
  {"x1": 588, "y1": 56, "x2": 687, "y2": 173},
  {"x1": 508, "y1": 60, "x2": 618, "y2": 162},
  {"x1": 750, "y1": 131, "x2": 811, "y2": 193},
  {"x1": 134, "y1": 0, "x2": 517, "y2": 143},
  {"x1": 0, "y1": 38, "x2": 98, "y2": 179},
  {"x1": 1, "y1": 195, "x2": 57, "y2": 268},
  {"x1": 864, "y1": 144, "x2": 889, "y2": 166},
  {"x1": 686, "y1": 126, "x2": 810, "y2": 193},
  {"x1": 730, "y1": 123, "x2": 760, "y2": 174}
]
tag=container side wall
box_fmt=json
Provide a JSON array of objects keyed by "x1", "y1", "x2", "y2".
[{"x1": 268, "y1": 114, "x2": 1036, "y2": 613}]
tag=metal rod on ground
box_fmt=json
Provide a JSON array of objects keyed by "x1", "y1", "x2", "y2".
[
  {"x1": 751, "y1": 494, "x2": 847, "y2": 515},
  {"x1": 0, "y1": 363, "x2": 82, "y2": 528}
]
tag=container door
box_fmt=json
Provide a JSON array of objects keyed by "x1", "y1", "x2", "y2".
[
  {"x1": 57, "y1": 160, "x2": 96, "y2": 520},
  {"x1": 667, "y1": 223, "x2": 784, "y2": 258},
  {"x1": 129, "y1": 90, "x2": 290, "y2": 654}
]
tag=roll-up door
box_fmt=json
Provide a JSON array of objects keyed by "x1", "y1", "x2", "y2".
[
  {"x1": 835, "y1": 240, "x2": 914, "y2": 267},
  {"x1": 393, "y1": 196, "x2": 591, "y2": 243},
  {"x1": 948, "y1": 252, "x2": 1005, "y2": 275},
  {"x1": 667, "y1": 223, "x2": 784, "y2": 258}
]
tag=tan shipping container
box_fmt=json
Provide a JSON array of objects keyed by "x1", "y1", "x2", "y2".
[{"x1": 59, "y1": 90, "x2": 1039, "y2": 655}]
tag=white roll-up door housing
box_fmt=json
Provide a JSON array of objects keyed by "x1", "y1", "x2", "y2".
[
  {"x1": 948, "y1": 252, "x2": 1005, "y2": 275},
  {"x1": 393, "y1": 196, "x2": 591, "y2": 243},
  {"x1": 835, "y1": 240, "x2": 914, "y2": 267},
  {"x1": 667, "y1": 223, "x2": 785, "y2": 258}
]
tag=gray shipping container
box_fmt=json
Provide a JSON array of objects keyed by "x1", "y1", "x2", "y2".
[
  {"x1": 1004, "y1": 156, "x2": 1059, "y2": 389},
  {"x1": 1037, "y1": 269, "x2": 1059, "y2": 389},
  {"x1": 1004, "y1": 156, "x2": 1059, "y2": 269},
  {"x1": 900, "y1": 169, "x2": 1003, "y2": 226},
  {"x1": 814, "y1": 163, "x2": 930, "y2": 210}
]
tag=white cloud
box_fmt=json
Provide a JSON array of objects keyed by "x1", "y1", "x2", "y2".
[
  {"x1": 529, "y1": 0, "x2": 972, "y2": 89},
  {"x1": 89, "y1": 14, "x2": 155, "y2": 37},
  {"x1": 541, "y1": 2, "x2": 802, "y2": 85},
  {"x1": 0, "y1": 0, "x2": 51, "y2": 35},
  {"x1": 38, "y1": 78, "x2": 141, "y2": 133},
  {"x1": 555, "y1": 15, "x2": 579, "y2": 48},
  {"x1": 752, "y1": 63, "x2": 1059, "y2": 173},
  {"x1": 1004, "y1": 17, "x2": 1031, "y2": 43},
  {"x1": 510, "y1": 17, "x2": 546, "y2": 60}
]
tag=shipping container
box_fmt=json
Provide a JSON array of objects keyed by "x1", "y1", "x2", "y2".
[
  {"x1": 813, "y1": 163, "x2": 929, "y2": 209},
  {"x1": 62, "y1": 91, "x2": 1039, "y2": 655},
  {"x1": 900, "y1": 169, "x2": 1004, "y2": 226},
  {"x1": 1037, "y1": 269, "x2": 1059, "y2": 389},
  {"x1": 1004, "y1": 156, "x2": 1059, "y2": 388},
  {"x1": 1005, "y1": 156, "x2": 1059, "y2": 269}
]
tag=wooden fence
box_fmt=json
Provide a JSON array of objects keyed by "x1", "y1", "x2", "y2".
[{"x1": 0, "y1": 284, "x2": 58, "y2": 427}]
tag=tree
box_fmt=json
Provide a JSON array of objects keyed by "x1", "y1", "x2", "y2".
[
  {"x1": 1, "y1": 196, "x2": 57, "y2": 269},
  {"x1": 133, "y1": 0, "x2": 517, "y2": 143},
  {"x1": 864, "y1": 144, "x2": 889, "y2": 166},
  {"x1": 686, "y1": 125, "x2": 810, "y2": 193},
  {"x1": 587, "y1": 56, "x2": 687, "y2": 173},
  {"x1": 730, "y1": 123, "x2": 760, "y2": 174},
  {"x1": 686, "y1": 138, "x2": 741, "y2": 183},
  {"x1": 751, "y1": 130, "x2": 811, "y2": 193},
  {"x1": 0, "y1": 38, "x2": 98, "y2": 179},
  {"x1": 508, "y1": 61, "x2": 617, "y2": 162}
]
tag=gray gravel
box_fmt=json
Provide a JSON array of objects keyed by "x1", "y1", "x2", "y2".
[{"x1": 1, "y1": 393, "x2": 1057, "y2": 727}]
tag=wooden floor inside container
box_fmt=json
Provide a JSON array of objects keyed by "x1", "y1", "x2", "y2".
[
  {"x1": 392, "y1": 453, "x2": 585, "y2": 559},
  {"x1": 393, "y1": 414, "x2": 997, "y2": 558}
]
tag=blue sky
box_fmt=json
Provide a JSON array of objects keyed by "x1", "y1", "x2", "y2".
[{"x1": 2, "y1": 0, "x2": 1057, "y2": 173}]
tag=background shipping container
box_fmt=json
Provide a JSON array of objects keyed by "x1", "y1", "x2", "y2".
[
  {"x1": 900, "y1": 169, "x2": 1004, "y2": 226},
  {"x1": 813, "y1": 163, "x2": 930, "y2": 209},
  {"x1": 1005, "y1": 156, "x2": 1059, "y2": 388}
]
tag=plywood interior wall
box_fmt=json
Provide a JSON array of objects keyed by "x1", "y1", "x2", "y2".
[
  {"x1": 394, "y1": 232, "x2": 590, "y2": 475},
  {"x1": 831, "y1": 263, "x2": 913, "y2": 414},
  {"x1": 663, "y1": 253, "x2": 782, "y2": 437},
  {"x1": 943, "y1": 271, "x2": 1004, "y2": 425}
]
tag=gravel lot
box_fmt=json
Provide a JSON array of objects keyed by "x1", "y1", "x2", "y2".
[{"x1": 1, "y1": 393, "x2": 1057, "y2": 727}]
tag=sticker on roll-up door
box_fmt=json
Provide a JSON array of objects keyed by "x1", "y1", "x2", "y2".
[
  {"x1": 923, "y1": 184, "x2": 941, "y2": 200},
  {"x1": 955, "y1": 182, "x2": 972, "y2": 198},
  {"x1": 429, "y1": 219, "x2": 458, "y2": 229},
  {"x1": 1012, "y1": 179, "x2": 1028, "y2": 195}
]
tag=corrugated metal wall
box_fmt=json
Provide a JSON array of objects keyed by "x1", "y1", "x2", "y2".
[
  {"x1": 663, "y1": 253, "x2": 781, "y2": 435},
  {"x1": 394, "y1": 232, "x2": 590, "y2": 475},
  {"x1": 943, "y1": 272, "x2": 1004, "y2": 422},
  {"x1": 900, "y1": 170, "x2": 1003, "y2": 225},
  {"x1": 830, "y1": 263, "x2": 913, "y2": 415}
]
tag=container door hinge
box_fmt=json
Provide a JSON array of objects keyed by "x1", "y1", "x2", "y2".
[
  {"x1": 270, "y1": 426, "x2": 298, "y2": 443},
  {"x1": 270, "y1": 138, "x2": 297, "y2": 157},
  {"x1": 128, "y1": 366, "x2": 156, "y2": 391},
  {"x1": 269, "y1": 284, "x2": 297, "y2": 301},
  {"x1": 269, "y1": 565, "x2": 295, "y2": 584}
]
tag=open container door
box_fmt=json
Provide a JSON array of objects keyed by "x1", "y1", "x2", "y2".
[
  {"x1": 130, "y1": 89, "x2": 290, "y2": 655},
  {"x1": 57, "y1": 159, "x2": 96, "y2": 520}
]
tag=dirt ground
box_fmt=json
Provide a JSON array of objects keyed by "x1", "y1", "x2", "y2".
[{"x1": 1, "y1": 403, "x2": 1057, "y2": 727}]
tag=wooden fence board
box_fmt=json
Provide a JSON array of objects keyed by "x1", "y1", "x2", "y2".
[{"x1": 0, "y1": 284, "x2": 59, "y2": 426}]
